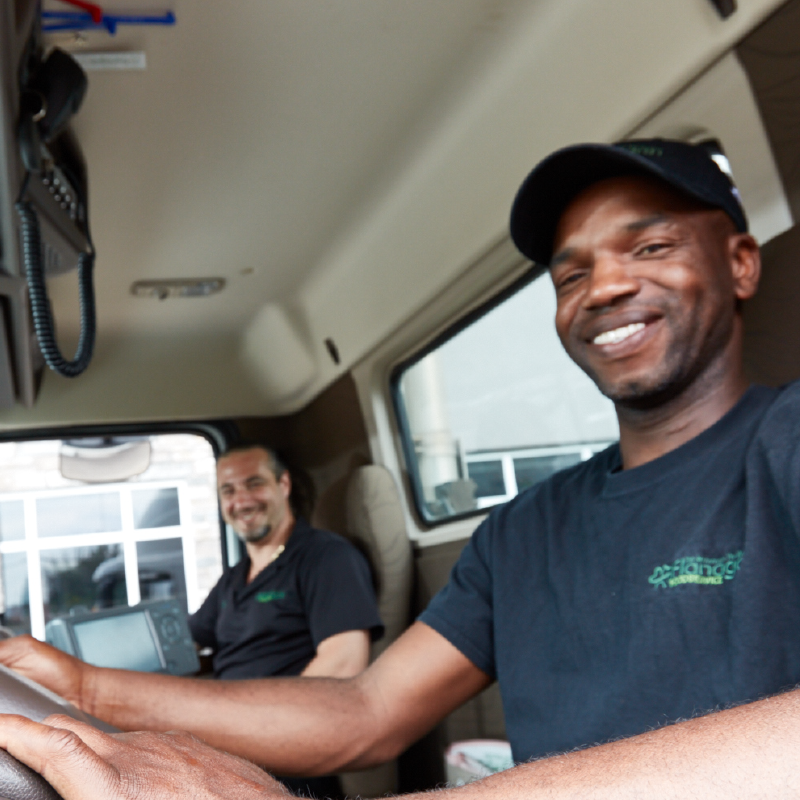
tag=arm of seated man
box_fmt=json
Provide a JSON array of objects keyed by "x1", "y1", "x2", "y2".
[
  {"x1": 0, "y1": 622, "x2": 491, "y2": 774},
  {"x1": 300, "y1": 629, "x2": 370, "y2": 678}
]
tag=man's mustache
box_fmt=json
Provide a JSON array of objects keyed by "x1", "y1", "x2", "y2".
[{"x1": 234, "y1": 504, "x2": 268, "y2": 518}]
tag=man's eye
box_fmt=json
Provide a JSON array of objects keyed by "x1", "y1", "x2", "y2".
[
  {"x1": 556, "y1": 271, "x2": 584, "y2": 290},
  {"x1": 637, "y1": 242, "x2": 669, "y2": 256}
]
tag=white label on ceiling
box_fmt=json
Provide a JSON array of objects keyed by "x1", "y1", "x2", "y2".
[{"x1": 71, "y1": 52, "x2": 147, "y2": 71}]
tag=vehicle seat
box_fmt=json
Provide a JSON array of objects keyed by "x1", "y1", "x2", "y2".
[{"x1": 338, "y1": 464, "x2": 413, "y2": 797}]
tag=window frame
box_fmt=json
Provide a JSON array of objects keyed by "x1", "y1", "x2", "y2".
[
  {"x1": 1, "y1": 479, "x2": 195, "y2": 639},
  {"x1": 464, "y1": 443, "x2": 613, "y2": 508},
  {"x1": 0, "y1": 421, "x2": 235, "y2": 569},
  {"x1": 390, "y1": 265, "x2": 548, "y2": 528}
]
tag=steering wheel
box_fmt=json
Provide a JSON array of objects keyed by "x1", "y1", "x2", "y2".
[{"x1": 0, "y1": 663, "x2": 116, "y2": 800}]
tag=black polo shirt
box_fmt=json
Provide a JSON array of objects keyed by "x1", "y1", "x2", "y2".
[
  {"x1": 420, "y1": 383, "x2": 800, "y2": 762},
  {"x1": 189, "y1": 519, "x2": 383, "y2": 678}
]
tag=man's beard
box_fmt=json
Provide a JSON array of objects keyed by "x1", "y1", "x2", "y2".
[
  {"x1": 570, "y1": 304, "x2": 727, "y2": 413},
  {"x1": 238, "y1": 523, "x2": 272, "y2": 543},
  {"x1": 595, "y1": 365, "x2": 691, "y2": 411}
]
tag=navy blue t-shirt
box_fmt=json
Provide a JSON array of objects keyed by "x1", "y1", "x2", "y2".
[
  {"x1": 190, "y1": 519, "x2": 384, "y2": 678},
  {"x1": 420, "y1": 383, "x2": 800, "y2": 763}
]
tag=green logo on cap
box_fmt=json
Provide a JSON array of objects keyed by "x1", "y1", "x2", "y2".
[{"x1": 620, "y1": 143, "x2": 663, "y2": 158}]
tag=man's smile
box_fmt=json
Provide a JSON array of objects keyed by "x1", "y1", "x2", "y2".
[
  {"x1": 585, "y1": 317, "x2": 665, "y2": 368},
  {"x1": 592, "y1": 321, "x2": 646, "y2": 346},
  {"x1": 235, "y1": 506, "x2": 267, "y2": 524},
  {"x1": 580, "y1": 310, "x2": 663, "y2": 357}
]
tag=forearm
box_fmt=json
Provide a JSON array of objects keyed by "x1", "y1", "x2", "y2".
[
  {"x1": 83, "y1": 666, "x2": 382, "y2": 774},
  {"x1": 404, "y1": 688, "x2": 800, "y2": 799},
  {"x1": 0, "y1": 623, "x2": 490, "y2": 782},
  {"x1": 4, "y1": 691, "x2": 800, "y2": 800}
]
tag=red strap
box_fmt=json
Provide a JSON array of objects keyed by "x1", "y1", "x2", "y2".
[{"x1": 55, "y1": 0, "x2": 104, "y2": 24}]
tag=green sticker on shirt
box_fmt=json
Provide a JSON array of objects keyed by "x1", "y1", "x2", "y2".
[{"x1": 256, "y1": 590, "x2": 287, "y2": 603}]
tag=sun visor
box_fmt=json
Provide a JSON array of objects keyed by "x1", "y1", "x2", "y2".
[{"x1": 240, "y1": 304, "x2": 318, "y2": 407}]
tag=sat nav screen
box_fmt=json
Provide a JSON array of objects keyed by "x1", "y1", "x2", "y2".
[{"x1": 72, "y1": 612, "x2": 163, "y2": 672}]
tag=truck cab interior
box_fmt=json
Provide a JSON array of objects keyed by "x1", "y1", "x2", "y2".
[{"x1": 1, "y1": 0, "x2": 800, "y2": 796}]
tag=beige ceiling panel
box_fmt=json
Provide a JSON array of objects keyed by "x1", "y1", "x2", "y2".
[
  {"x1": 16, "y1": 0, "x2": 787, "y2": 423},
  {"x1": 296, "y1": 0, "x2": 785, "y2": 404}
]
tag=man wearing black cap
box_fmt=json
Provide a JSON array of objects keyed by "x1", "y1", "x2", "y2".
[{"x1": 2, "y1": 139, "x2": 800, "y2": 798}]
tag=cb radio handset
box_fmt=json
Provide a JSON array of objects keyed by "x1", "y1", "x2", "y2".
[{"x1": 15, "y1": 34, "x2": 96, "y2": 378}]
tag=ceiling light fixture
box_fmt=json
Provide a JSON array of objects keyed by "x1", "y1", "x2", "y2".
[{"x1": 130, "y1": 278, "x2": 225, "y2": 300}]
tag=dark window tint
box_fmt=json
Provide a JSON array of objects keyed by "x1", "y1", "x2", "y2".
[
  {"x1": 1, "y1": 552, "x2": 29, "y2": 635},
  {"x1": 0, "y1": 501, "x2": 24, "y2": 541},
  {"x1": 467, "y1": 461, "x2": 506, "y2": 498},
  {"x1": 37, "y1": 494, "x2": 121, "y2": 537},
  {"x1": 137, "y1": 538, "x2": 187, "y2": 612},
  {"x1": 514, "y1": 453, "x2": 582, "y2": 493},
  {"x1": 41, "y1": 544, "x2": 125, "y2": 620},
  {"x1": 133, "y1": 488, "x2": 180, "y2": 529}
]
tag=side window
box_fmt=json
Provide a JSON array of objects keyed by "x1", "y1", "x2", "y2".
[
  {"x1": 395, "y1": 274, "x2": 619, "y2": 524},
  {"x1": 0, "y1": 434, "x2": 222, "y2": 639}
]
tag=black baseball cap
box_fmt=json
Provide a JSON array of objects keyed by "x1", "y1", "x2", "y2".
[{"x1": 509, "y1": 138, "x2": 748, "y2": 266}]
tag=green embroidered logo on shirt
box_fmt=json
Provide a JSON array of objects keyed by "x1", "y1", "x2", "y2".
[
  {"x1": 256, "y1": 591, "x2": 286, "y2": 603},
  {"x1": 647, "y1": 550, "x2": 743, "y2": 590}
]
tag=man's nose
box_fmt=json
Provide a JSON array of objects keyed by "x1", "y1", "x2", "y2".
[
  {"x1": 582, "y1": 253, "x2": 639, "y2": 310},
  {"x1": 230, "y1": 487, "x2": 256, "y2": 508}
]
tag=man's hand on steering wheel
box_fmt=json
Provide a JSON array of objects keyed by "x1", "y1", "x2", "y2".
[
  {"x1": 0, "y1": 637, "x2": 89, "y2": 710},
  {"x1": 0, "y1": 714, "x2": 290, "y2": 800}
]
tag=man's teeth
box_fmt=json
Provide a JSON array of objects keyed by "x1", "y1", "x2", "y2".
[{"x1": 593, "y1": 322, "x2": 646, "y2": 345}]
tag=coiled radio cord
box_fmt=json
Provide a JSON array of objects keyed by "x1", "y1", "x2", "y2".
[{"x1": 15, "y1": 172, "x2": 95, "y2": 378}]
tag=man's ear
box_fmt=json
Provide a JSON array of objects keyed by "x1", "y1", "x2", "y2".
[
  {"x1": 730, "y1": 233, "x2": 761, "y2": 301},
  {"x1": 279, "y1": 470, "x2": 292, "y2": 500}
]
